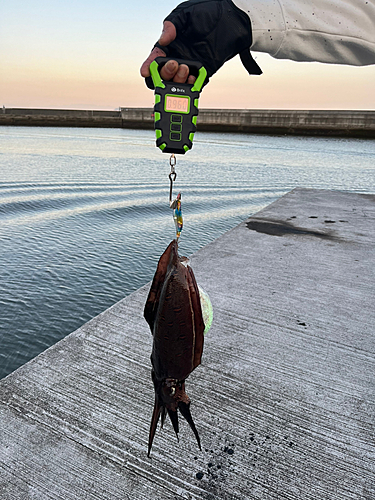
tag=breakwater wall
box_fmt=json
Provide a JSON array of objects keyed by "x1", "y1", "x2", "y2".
[
  {"x1": 0, "y1": 108, "x2": 122, "y2": 128},
  {"x1": 1, "y1": 107, "x2": 374, "y2": 138}
]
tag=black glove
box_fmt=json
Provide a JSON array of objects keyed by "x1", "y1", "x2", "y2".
[{"x1": 146, "y1": 0, "x2": 262, "y2": 89}]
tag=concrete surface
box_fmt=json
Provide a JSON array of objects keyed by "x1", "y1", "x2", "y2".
[
  {"x1": 1, "y1": 108, "x2": 375, "y2": 137},
  {"x1": 0, "y1": 188, "x2": 374, "y2": 499}
]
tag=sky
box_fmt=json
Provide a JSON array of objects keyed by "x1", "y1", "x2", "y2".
[{"x1": 1, "y1": 0, "x2": 374, "y2": 110}]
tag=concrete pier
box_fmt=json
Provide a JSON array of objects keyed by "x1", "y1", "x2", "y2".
[
  {"x1": 0, "y1": 188, "x2": 374, "y2": 499},
  {"x1": 1, "y1": 107, "x2": 374, "y2": 137}
]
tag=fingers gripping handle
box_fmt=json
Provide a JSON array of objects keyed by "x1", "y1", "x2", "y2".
[
  {"x1": 146, "y1": 57, "x2": 207, "y2": 91},
  {"x1": 154, "y1": 57, "x2": 204, "y2": 76}
]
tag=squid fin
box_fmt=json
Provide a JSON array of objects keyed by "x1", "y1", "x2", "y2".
[
  {"x1": 178, "y1": 401, "x2": 201, "y2": 451},
  {"x1": 144, "y1": 241, "x2": 177, "y2": 331}
]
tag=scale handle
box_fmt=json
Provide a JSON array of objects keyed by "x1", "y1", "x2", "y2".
[
  {"x1": 154, "y1": 57, "x2": 204, "y2": 76},
  {"x1": 149, "y1": 58, "x2": 207, "y2": 92}
]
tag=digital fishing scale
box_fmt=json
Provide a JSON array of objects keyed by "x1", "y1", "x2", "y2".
[
  {"x1": 150, "y1": 57, "x2": 207, "y2": 155},
  {"x1": 149, "y1": 57, "x2": 207, "y2": 240}
]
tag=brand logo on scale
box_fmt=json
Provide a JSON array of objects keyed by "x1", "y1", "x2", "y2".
[{"x1": 171, "y1": 87, "x2": 185, "y2": 93}]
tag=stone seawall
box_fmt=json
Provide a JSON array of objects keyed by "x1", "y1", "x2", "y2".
[
  {"x1": 1, "y1": 107, "x2": 374, "y2": 138},
  {"x1": 0, "y1": 108, "x2": 122, "y2": 128},
  {"x1": 196, "y1": 109, "x2": 375, "y2": 138}
]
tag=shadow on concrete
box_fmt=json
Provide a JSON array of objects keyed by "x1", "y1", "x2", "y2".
[{"x1": 246, "y1": 218, "x2": 340, "y2": 240}]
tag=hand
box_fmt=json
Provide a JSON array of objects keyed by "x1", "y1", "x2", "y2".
[
  {"x1": 140, "y1": 0, "x2": 259, "y2": 90},
  {"x1": 140, "y1": 21, "x2": 196, "y2": 84}
]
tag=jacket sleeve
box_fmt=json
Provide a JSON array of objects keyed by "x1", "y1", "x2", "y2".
[{"x1": 233, "y1": 0, "x2": 375, "y2": 66}]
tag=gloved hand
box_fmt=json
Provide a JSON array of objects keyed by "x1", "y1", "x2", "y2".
[{"x1": 140, "y1": 0, "x2": 262, "y2": 89}]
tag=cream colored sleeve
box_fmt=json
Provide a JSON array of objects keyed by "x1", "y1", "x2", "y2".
[{"x1": 233, "y1": 0, "x2": 375, "y2": 66}]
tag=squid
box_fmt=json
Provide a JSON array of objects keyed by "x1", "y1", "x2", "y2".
[{"x1": 144, "y1": 240, "x2": 212, "y2": 457}]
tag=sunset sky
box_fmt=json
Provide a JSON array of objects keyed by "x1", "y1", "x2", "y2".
[{"x1": 1, "y1": 0, "x2": 374, "y2": 110}]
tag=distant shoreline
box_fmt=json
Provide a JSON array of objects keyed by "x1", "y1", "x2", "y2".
[{"x1": 1, "y1": 107, "x2": 374, "y2": 138}]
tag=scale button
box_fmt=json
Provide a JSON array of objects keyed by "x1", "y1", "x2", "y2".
[
  {"x1": 170, "y1": 123, "x2": 182, "y2": 132},
  {"x1": 170, "y1": 132, "x2": 181, "y2": 141},
  {"x1": 171, "y1": 114, "x2": 183, "y2": 123}
]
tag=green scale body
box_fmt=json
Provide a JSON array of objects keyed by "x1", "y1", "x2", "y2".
[{"x1": 150, "y1": 58, "x2": 207, "y2": 155}]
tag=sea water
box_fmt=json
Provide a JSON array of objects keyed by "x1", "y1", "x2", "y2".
[{"x1": 1, "y1": 126, "x2": 374, "y2": 379}]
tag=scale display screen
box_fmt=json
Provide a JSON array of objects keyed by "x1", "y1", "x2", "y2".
[{"x1": 165, "y1": 95, "x2": 190, "y2": 113}]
